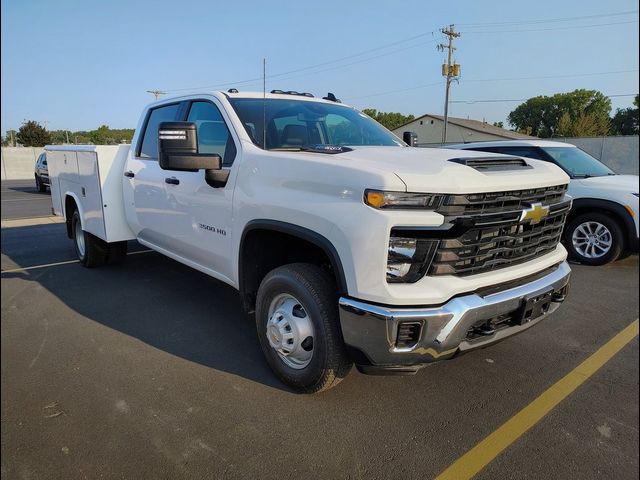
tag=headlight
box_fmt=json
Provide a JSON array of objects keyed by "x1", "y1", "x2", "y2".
[
  {"x1": 365, "y1": 189, "x2": 445, "y2": 209},
  {"x1": 387, "y1": 233, "x2": 439, "y2": 283}
]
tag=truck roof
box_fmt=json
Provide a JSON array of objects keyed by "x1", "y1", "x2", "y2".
[
  {"x1": 147, "y1": 90, "x2": 346, "y2": 107},
  {"x1": 446, "y1": 139, "x2": 575, "y2": 149}
]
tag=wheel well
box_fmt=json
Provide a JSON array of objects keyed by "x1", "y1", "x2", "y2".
[
  {"x1": 64, "y1": 195, "x2": 78, "y2": 239},
  {"x1": 566, "y1": 204, "x2": 629, "y2": 247},
  {"x1": 239, "y1": 228, "x2": 343, "y2": 314}
]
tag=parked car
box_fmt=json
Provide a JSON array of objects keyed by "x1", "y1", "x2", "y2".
[
  {"x1": 447, "y1": 140, "x2": 639, "y2": 265},
  {"x1": 46, "y1": 91, "x2": 572, "y2": 393},
  {"x1": 34, "y1": 152, "x2": 49, "y2": 192}
]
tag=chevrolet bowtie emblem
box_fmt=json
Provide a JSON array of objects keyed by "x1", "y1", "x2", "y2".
[{"x1": 520, "y1": 202, "x2": 550, "y2": 225}]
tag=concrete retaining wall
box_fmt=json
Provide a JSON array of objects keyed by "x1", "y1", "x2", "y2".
[
  {"x1": 1, "y1": 147, "x2": 43, "y2": 180},
  {"x1": 557, "y1": 136, "x2": 639, "y2": 175}
]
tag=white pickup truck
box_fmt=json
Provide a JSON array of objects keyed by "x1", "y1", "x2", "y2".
[{"x1": 46, "y1": 90, "x2": 572, "y2": 393}]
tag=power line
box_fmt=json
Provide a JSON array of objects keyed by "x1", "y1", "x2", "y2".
[
  {"x1": 344, "y1": 81, "x2": 444, "y2": 101},
  {"x1": 457, "y1": 9, "x2": 638, "y2": 27},
  {"x1": 463, "y1": 19, "x2": 638, "y2": 34},
  {"x1": 344, "y1": 70, "x2": 638, "y2": 102},
  {"x1": 462, "y1": 69, "x2": 639, "y2": 83},
  {"x1": 163, "y1": 31, "x2": 438, "y2": 93},
  {"x1": 450, "y1": 93, "x2": 638, "y2": 104},
  {"x1": 159, "y1": 9, "x2": 638, "y2": 94}
]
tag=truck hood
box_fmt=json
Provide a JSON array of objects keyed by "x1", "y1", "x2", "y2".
[
  {"x1": 338, "y1": 146, "x2": 569, "y2": 193},
  {"x1": 573, "y1": 174, "x2": 639, "y2": 193}
]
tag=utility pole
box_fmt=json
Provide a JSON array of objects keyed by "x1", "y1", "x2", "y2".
[
  {"x1": 65, "y1": 130, "x2": 70, "y2": 144},
  {"x1": 438, "y1": 25, "x2": 461, "y2": 144},
  {"x1": 146, "y1": 90, "x2": 166, "y2": 100}
]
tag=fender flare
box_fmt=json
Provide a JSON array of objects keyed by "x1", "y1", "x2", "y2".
[
  {"x1": 569, "y1": 198, "x2": 636, "y2": 247},
  {"x1": 63, "y1": 192, "x2": 84, "y2": 238},
  {"x1": 239, "y1": 219, "x2": 348, "y2": 295}
]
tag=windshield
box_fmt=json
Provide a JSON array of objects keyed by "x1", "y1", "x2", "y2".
[
  {"x1": 542, "y1": 146, "x2": 615, "y2": 178},
  {"x1": 228, "y1": 98, "x2": 403, "y2": 150}
]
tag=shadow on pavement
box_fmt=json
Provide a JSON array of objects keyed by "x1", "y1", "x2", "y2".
[{"x1": 2, "y1": 225, "x2": 289, "y2": 393}]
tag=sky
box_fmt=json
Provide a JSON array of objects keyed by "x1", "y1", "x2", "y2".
[{"x1": 1, "y1": 0, "x2": 638, "y2": 134}]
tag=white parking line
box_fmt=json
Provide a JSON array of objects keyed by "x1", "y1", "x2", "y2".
[{"x1": 1, "y1": 250, "x2": 154, "y2": 274}]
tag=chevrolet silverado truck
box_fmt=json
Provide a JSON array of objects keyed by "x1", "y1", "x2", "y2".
[{"x1": 46, "y1": 90, "x2": 572, "y2": 393}]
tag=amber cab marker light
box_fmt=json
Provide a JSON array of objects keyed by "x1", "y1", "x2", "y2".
[{"x1": 365, "y1": 190, "x2": 386, "y2": 208}]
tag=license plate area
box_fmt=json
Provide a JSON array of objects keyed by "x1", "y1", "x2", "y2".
[{"x1": 516, "y1": 287, "x2": 554, "y2": 325}]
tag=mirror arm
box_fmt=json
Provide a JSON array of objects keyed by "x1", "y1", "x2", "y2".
[{"x1": 205, "y1": 169, "x2": 230, "y2": 188}]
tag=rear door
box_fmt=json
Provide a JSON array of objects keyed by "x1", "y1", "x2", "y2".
[
  {"x1": 122, "y1": 102, "x2": 182, "y2": 249},
  {"x1": 159, "y1": 99, "x2": 239, "y2": 283}
]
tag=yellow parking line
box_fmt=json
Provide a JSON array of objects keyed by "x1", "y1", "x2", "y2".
[
  {"x1": 0, "y1": 250, "x2": 153, "y2": 274},
  {"x1": 435, "y1": 319, "x2": 639, "y2": 480}
]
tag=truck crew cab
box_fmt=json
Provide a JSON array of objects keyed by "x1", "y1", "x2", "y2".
[{"x1": 47, "y1": 90, "x2": 572, "y2": 393}]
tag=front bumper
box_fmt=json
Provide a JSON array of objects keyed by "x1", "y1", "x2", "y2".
[{"x1": 339, "y1": 261, "x2": 571, "y2": 374}]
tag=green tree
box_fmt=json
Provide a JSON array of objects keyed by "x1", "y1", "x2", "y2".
[
  {"x1": 16, "y1": 121, "x2": 51, "y2": 147},
  {"x1": 90, "y1": 125, "x2": 115, "y2": 144},
  {"x1": 557, "y1": 112, "x2": 611, "y2": 137},
  {"x1": 507, "y1": 89, "x2": 611, "y2": 138},
  {"x1": 362, "y1": 108, "x2": 415, "y2": 130},
  {"x1": 493, "y1": 121, "x2": 504, "y2": 128},
  {"x1": 610, "y1": 94, "x2": 639, "y2": 135}
]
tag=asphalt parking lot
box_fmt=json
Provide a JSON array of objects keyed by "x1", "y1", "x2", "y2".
[
  {"x1": 1, "y1": 181, "x2": 638, "y2": 479},
  {"x1": 1, "y1": 180, "x2": 53, "y2": 220}
]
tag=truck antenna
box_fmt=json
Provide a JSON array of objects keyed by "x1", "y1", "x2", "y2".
[{"x1": 262, "y1": 58, "x2": 267, "y2": 150}]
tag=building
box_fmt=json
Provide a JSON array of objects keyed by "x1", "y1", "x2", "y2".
[{"x1": 392, "y1": 114, "x2": 536, "y2": 145}]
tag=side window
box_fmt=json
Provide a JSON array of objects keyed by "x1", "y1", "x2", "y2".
[
  {"x1": 187, "y1": 101, "x2": 236, "y2": 166},
  {"x1": 139, "y1": 103, "x2": 181, "y2": 159}
]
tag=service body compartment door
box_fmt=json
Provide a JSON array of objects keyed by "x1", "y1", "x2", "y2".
[{"x1": 76, "y1": 151, "x2": 107, "y2": 240}]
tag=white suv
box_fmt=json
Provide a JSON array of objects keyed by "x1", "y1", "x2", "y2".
[{"x1": 447, "y1": 140, "x2": 639, "y2": 265}]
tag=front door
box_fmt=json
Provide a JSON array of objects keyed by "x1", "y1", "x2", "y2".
[{"x1": 159, "y1": 99, "x2": 239, "y2": 284}]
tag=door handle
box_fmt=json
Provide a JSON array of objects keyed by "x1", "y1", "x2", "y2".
[
  {"x1": 165, "y1": 177, "x2": 180, "y2": 185},
  {"x1": 124, "y1": 171, "x2": 135, "y2": 178}
]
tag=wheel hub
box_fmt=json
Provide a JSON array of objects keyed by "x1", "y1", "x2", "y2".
[
  {"x1": 266, "y1": 294, "x2": 314, "y2": 369},
  {"x1": 572, "y1": 221, "x2": 612, "y2": 259}
]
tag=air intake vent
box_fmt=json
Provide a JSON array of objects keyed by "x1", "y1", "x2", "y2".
[
  {"x1": 449, "y1": 156, "x2": 532, "y2": 171},
  {"x1": 396, "y1": 322, "x2": 422, "y2": 349}
]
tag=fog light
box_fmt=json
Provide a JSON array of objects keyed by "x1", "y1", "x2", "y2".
[
  {"x1": 396, "y1": 321, "x2": 422, "y2": 348},
  {"x1": 387, "y1": 234, "x2": 439, "y2": 283}
]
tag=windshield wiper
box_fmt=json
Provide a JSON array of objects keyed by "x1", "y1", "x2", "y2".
[
  {"x1": 267, "y1": 145, "x2": 353, "y2": 154},
  {"x1": 572, "y1": 173, "x2": 593, "y2": 178}
]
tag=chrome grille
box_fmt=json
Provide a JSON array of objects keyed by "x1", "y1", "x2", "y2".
[{"x1": 429, "y1": 185, "x2": 570, "y2": 276}]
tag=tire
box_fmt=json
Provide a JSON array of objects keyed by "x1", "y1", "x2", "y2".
[
  {"x1": 255, "y1": 263, "x2": 352, "y2": 393},
  {"x1": 36, "y1": 175, "x2": 46, "y2": 192},
  {"x1": 71, "y1": 210, "x2": 107, "y2": 267},
  {"x1": 106, "y1": 241, "x2": 128, "y2": 264},
  {"x1": 563, "y1": 213, "x2": 625, "y2": 266}
]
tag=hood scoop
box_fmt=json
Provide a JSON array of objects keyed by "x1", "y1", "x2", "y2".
[{"x1": 448, "y1": 156, "x2": 532, "y2": 171}]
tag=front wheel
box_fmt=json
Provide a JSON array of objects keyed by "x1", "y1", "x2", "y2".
[
  {"x1": 255, "y1": 263, "x2": 352, "y2": 393},
  {"x1": 564, "y1": 213, "x2": 624, "y2": 266}
]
